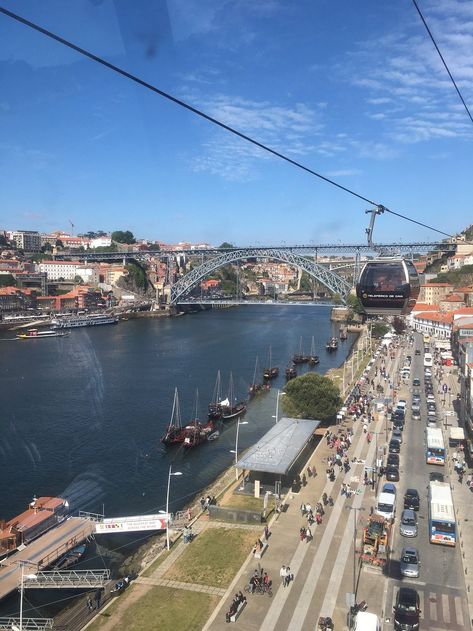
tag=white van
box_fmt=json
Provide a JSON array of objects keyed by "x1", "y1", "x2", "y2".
[
  {"x1": 375, "y1": 491, "x2": 396, "y2": 521},
  {"x1": 353, "y1": 611, "x2": 381, "y2": 630}
]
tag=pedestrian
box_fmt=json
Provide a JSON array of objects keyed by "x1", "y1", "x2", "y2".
[
  {"x1": 311, "y1": 466, "x2": 317, "y2": 477},
  {"x1": 302, "y1": 473, "x2": 307, "y2": 487},
  {"x1": 284, "y1": 566, "x2": 292, "y2": 587},
  {"x1": 306, "y1": 526, "x2": 312, "y2": 542},
  {"x1": 264, "y1": 525, "x2": 270, "y2": 540},
  {"x1": 94, "y1": 588, "x2": 102, "y2": 610},
  {"x1": 280, "y1": 565, "x2": 286, "y2": 586},
  {"x1": 307, "y1": 466, "x2": 312, "y2": 478},
  {"x1": 199, "y1": 497, "x2": 205, "y2": 511},
  {"x1": 86, "y1": 596, "x2": 94, "y2": 613},
  {"x1": 363, "y1": 422, "x2": 368, "y2": 433},
  {"x1": 187, "y1": 507, "x2": 192, "y2": 521}
]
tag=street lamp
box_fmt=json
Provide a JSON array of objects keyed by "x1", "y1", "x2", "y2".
[
  {"x1": 272, "y1": 390, "x2": 286, "y2": 424},
  {"x1": 345, "y1": 506, "x2": 365, "y2": 599},
  {"x1": 231, "y1": 419, "x2": 248, "y2": 480},
  {"x1": 15, "y1": 560, "x2": 37, "y2": 631},
  {"x1": 165, "y1": 465, "x2": 183, "y2": 551}
]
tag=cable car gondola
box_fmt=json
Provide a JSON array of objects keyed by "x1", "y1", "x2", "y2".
[
  {"x1": 356, "y1": 257, "x2": 420, "y2": 316},
  {"x1": 355, "y1": 206, "x2": 420, "y2": 316}
]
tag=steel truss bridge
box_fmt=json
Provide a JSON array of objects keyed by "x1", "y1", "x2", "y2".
[{"x1": 54, "y1": 241, "x2": 453, "y2": 306}]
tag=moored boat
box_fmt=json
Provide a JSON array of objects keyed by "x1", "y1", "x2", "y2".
[
  {"x1": 161, "y1": 388, "x2": 186, "y2": 445},
  {"x1": 208, "y1": 370, "x2": 224, "y2": 420},
  {"x1": 285, "y1": 366, "x2": 297, "y2": 380},
  {"x1": 308, "y1": 336, "x2": 320, "y2": 366},
  {"x1": 263, "y1": 346, "x2": 279, "y2": 381},
  {"x1": 51, "y1": 314, "x2": 118, "y2": 328},
  {"x1": 249, "y1": 355, "x2": 267, "y2": 397},
  {"x1": 339, "y1": 327, "x2": 348, "y2": 341},
  {"x1": 17, "y1": 328, "x2": 68, "y2": 339},
  {"x1": 292, "y1": 336, "x2": 309, "y2": 364},
  {"x1": 221, "y1": 372, "x2": 247, "y2": 420},
  {"x1": 53, "y1": 543, "x2": 86, "y2": 570},
  {"x1": 326, "y1": 337, "x2": 338, "y2": 352}
]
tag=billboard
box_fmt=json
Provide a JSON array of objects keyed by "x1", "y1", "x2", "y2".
[{"x1": 95, "y1": 514, "x2": 168, "y2": 534}]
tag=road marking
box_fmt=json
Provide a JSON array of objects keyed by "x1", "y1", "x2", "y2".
[
  {"x1": 418, "y1": 590, "x2": 425, "y2": 620},
  {"x1": 442, "y1": 593, "x2": 450, "y2": 623},
  {"x1": 454, "y1": 595, "x2": 464, "y2": 626}
]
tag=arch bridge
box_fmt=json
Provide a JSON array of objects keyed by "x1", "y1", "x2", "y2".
[{"x1": 170, "y1": 247, "x2": 353, "y2": 305}]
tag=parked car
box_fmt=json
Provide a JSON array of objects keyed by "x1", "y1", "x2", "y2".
[
  {"x1": 385, "y1": 466, "x2": 400, "y2": 482},
  {"x1": 412, "y1": 410, "x2": 421, "y2": 421},
  {"x1": 394, "y1": 587, "x2": 421, "y2": 630},
  {"x1": 382, "y1": 482, "x2": 397, "y2": 495},
  {"x1": 387, "y1": 453, "x2": 400, "y2": 467},
  {"x1": 392, "y1": 409, "x2": 405, "y2": 422},
  {"x1": 392, "y1": 429, "x2": 403, "y2": 443},
  {"x1": 427, "y1": 393, "x2": 435, "y2": 402},
  {"x1": 400, "y1": 509, "x2": 418, "y2": 537},
  {"x1": 411, "y1": 403, "x2": 420, "y2": 413},
  {"x1": 389, "y1": 440, "x2": 401, "y2": 454},
  {"x1": 404, "y1": 488, "x2": 420, "y2": 511},
  {"x1": 393, "y1": 417, "x2": 404, "y2": 430},
  {"x1": 429, "y1": 471, "x2": 445, "y2": 483},
  {"x1": 412, "y1": 378, "x2": 421, "y2": 387},
  {"x1": 400, "y1": 547, "x2": 420, "y2": 578},
  {"x1": 427, "y1": 402, "x2": 436, "y2": 412}
]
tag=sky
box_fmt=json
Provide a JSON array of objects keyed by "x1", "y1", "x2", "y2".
[{"x1": 0, "y1": 0, "x2": 472, "y2": 246}]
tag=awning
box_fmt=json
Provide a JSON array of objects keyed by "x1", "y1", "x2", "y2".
[{"x1": 236, "y1": 417, "x2": 320, "y2": 475}]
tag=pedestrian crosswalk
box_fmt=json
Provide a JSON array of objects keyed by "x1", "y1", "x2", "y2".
[{"x1": 388, "y1": 584, "x2": 467, "y2": 630}]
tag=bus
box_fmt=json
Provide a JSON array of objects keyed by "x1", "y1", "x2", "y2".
[
  {"x1": 424, "y1": 353, "x2": 433, "y2": 367},
  {"x1": 426, "y1": 427, "x2": 445, "y2": 465},
  {"x1": 428, "y1": 481, "x2": 456, "y2": 546}
]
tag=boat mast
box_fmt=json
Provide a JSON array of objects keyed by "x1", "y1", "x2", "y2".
[
  {"x1": 171, "y1": 387, "x2": 181, "y2": 429},
  {"x1": 252, "y1": 356, "x2": 259, "y2": 386}
]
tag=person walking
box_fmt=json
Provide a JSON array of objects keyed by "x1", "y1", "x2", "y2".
[
  {"x1": 280, "y1": 565, "x2": 286, "y2": 586},
  {"x1": 306, "y1": 526, "x2": 312, "y2": 542},
  {"x1": 86, "y1": 596, "x2": 94, "y2": 613},
  {"x1": 284, "y1": 566, "x2": 292, "y2": 587}
]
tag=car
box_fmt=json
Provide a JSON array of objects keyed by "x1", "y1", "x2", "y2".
[
  {"x1": 400, "y1": 547, "x2": 420, "y2": 578},
  {"x1": 429, "y1": 471, "x2": 445, "y2": 482},
  {"x1": 394, "y1": 587, "x2": 421, "y2": 630},
  {"x1": 427, "y1": 417, "x2": 437, "y2": 427},
  {"x1": 406, "y1": 355, "x2": 412, "y2": 362},
  {"x1": 412, "y1": 410, "x2": 421, "y2": 421},
  {"x1": 404, "y1": 488, "x2": 420, "y2": 511},
  {"x1": 392, "y1": 417, "x2": 404, "y2": 430},
  {"x1": 411, "y1": 403, "x2": 420, "y2": 413},
  {"x1": 392, "y1": 429, "x2": 403, "y2": 443},
  {"x1": 389, "y1": 440, "x2": 401, "y2": 454},
  {"x1": 400, "y1": 509, "x2": 418, "y2": 537},
  {"x1": 387, "y1": 453, "x2": 400, "y2": 467},
  {"x1": 412, "y1": 378, "x2": 421, "y2": 387},
  {"x1": 412, "y1": 393, "x2": 421, "y2": 403},
  {"x1": 427, "y1": 409, "x2": 437, "y2": 418},
  {"x1": 427, "y1": 401, "x2": 436, "y2": 410},
  {"x1": 385, "y1": 466, "x2": 400, "y2": 482},
  {"x1": 427, "y1": 393, "x2": 435, "y2": 402},
  {"x1": 382, "y1": 482, "x2": 397, "y2": 495},
  {"x1": 397, "y1": 400, "x2": 407, "y2": 409},
  {"x1": 415, "y1": 349, "x2": 421, "y2": 355}
]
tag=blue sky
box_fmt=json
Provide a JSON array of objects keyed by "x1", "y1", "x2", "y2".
[{"x1": 0, "y1": 0, "x2": 472, "y2": 245}]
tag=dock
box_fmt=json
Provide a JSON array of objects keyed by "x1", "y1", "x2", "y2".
[{"x1": 0, "y1": 517, "x2": 95, "y2": 601}]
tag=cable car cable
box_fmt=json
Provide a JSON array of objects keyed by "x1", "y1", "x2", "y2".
[
  {"x1": 411, "y1": 0, "x2": 473, "y2": 125},
  {"x1": 0, "y1": 5, "x2": 455, "y2": 241}
]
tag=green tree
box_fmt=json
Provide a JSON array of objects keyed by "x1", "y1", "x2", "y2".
[
  {"x1": 126, "y1": 263, "x2": 147, "y2": 290},
  {"x1": 112, "y1": 230, "x2": 136, "y2": 244},
  {"x1": 0, "y1": 274, "x2": 17, "y2": 287},
  {"x1": 218, "y1": 242, "x2": 234, "y2": 249},
  {"x1": 346, "y1": 293, "x2": 363, "y2": 314},
  {"x1": 41, "y1": 243, "x2": 53, "y2": 253},
  {"x1": 282, "y1": 372, "x2": 342, "y2": 422},
  {"x1": 299, "y1": 272, "x2": 313, "y2": 293},
  {"x1": 74, "y1": 275, "x2": 84, "y2": 285},
  {"x1": 371, "y1": 322, "x2": 389, "y2": 338},
  {"x1": 55, "y1": 239, "x2": 64, "y2": 249},
  {"x1": 392, "y1": 316, "x2": 406, "y2": 335}
]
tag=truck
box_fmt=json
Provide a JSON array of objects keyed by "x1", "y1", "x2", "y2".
[{"x1": 361, "y1": 514, "x2": 391, "y2": 569}]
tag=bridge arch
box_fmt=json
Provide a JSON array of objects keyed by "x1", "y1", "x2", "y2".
[{"x1": 170, "y1": 248, "x2": 352, "y2": 304}]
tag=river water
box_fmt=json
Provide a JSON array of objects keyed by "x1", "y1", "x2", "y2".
[{"x1": 0, "y1": 306, "x2": 355, "y2": 524}]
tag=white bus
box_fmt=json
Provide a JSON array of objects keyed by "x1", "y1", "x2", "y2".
[
  {"x1": 428, "y1": 481, "x2": 456, "y2": 546},
  {"x1": 426, "y1": 427, "x2": 445, "y2": 465},
  {"x1": 424, "y1": 353, "x2": 433, "y2": 367}
]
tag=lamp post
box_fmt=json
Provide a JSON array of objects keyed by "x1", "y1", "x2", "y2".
[
  {"x1": 345, "y1": 506, "x2": 365, "y2": 599},
  {"x1": 232, "y1": 419, "x2": 248, "y2": 480},
  {"x1": 165, "y1": 465, "x2": 183, "y2": 551},
  {"x1": 272, "y1": 390, "x2": 286, "y2": 424},
  {"x1": 15, "y1": 560, "x2": 37, "y2": 631}
]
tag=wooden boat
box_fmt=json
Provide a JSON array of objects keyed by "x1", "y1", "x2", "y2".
[
  {"x1": 308, "y1": 336, "x2": 320, "y2": 366},
  {"x1": 221, "y1": 372, "x2": 247, "y2": 420},
  {"x1": 208, "y1": 370, "x2": 223, "y2": 420},
  {"x1": 183, "y1": 390, "x2": 215, "y2": 448},
  {"x1": 285, "y1": 365, "x2": 297, "y2": 380},
  {"x1": 292, "y1": 336, "x2": 309, "y2": 364},
  {"x1": 249, "y1": 355, "x2": 267, "y2": 397},
  {"x1": 263, "y1": 346, "x2": 279, "y2": 380},
  {"x1": 339, "y1": 327, "x2": 348, "y2": 341},
  {"x1": 161, "y1": 388, "x2": 186, "y2": 445}
]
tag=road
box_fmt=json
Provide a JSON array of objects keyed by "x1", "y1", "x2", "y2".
[{"x1": 381, "y1": 332, "x2": 468, "y2": 630}]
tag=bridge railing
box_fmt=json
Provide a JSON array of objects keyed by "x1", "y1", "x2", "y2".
[
  {"x1": 78, "y1": 510, "x2": 104, "y2": 522},
  {"x1": 0, "y1": 617, "x2": 53, "y2": 630},
  {"x1": 22, "y1": 569, "x2": 110, "y2": 589},
  {"x1": 37, "y1": 527, "x2": 94, "y2": 570}
]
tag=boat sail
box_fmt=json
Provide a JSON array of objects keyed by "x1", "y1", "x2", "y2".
[
  {"x1": 263, "y1": 346, "x2": 279, "y2": 380},
  {"x1": 161, "y1": 388, "x2": 185, "y2": 445},
  {"x1": 221, "y1": 372, "x2": 247, "y2": 420},
  {"x1": 292, "y1": 336, "x2": 309, "y2": 364},
  {"x1": 308, "y1": 336, "x2": 320, "y2": 366}
]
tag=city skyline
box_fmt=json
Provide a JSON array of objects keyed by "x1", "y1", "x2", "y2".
[{"x1": 1, "y1": 0, "x2": 472, "y2": 245}]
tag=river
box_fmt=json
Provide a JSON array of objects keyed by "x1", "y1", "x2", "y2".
[{"x1": 0, "y1": 305, "x2": 355, "y2": 526}]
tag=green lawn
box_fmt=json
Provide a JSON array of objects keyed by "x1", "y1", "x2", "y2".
[
  {"x1": 86, "y1": 586, "x2": 218, "y2": 631},
  {"x1": 142, "y1": 544, "x2": 180, "y2": 577},
  {"x1": 163, "y1": 527, "x2": 258, "y2": 587},
  {"x1": 222, "y1": 494, "x2": 264, "y2": 511}
]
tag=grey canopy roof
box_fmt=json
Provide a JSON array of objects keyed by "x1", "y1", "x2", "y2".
[{"x1": 236, "y1": 417, "x2": 320, "y2": 475}]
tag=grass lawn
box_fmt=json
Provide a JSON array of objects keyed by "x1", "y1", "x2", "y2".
[
  {"x1": 86, "y1": 586, "x2": 218, "y2": 631},
  {"x1": 142, "y1": 543, "x2": 180, "y2": 577},
  {"x1": 163, "y1": 527, "x2": 258, "y2": 587},
  {"x1": 222, "y1": 494, "x2": 264, "y2": 512}
]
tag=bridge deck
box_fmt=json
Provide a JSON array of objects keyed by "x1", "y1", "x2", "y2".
[{"x1": 0, "y1": 517, "x2": 95, "y2": 602}]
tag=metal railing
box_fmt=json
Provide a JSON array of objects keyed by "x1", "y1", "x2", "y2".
[
  {"x1": 78, "y1": 510, "x2": 104, "y2": 523},
  {"x1": 37, "y1": 527, "x2": 94, "y2": 570},
  {"x1": 22, "y1": 569, "x2": 110, "y2": 589},
  {"x1": 0, "y1": 618, "x2": 53, "y2": 630}
]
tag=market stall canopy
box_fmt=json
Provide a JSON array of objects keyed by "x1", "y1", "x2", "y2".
[{"x1": 236, "y1": 417, "x2": 320, "y2": 475}]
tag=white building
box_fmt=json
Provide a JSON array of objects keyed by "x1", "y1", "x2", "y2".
[
  {"x1": 89, "y1": 236, "x2": 112, "y2": 249},
  {"x1": 37, "y1": 260, "x2": 82, "y2": 280}
]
